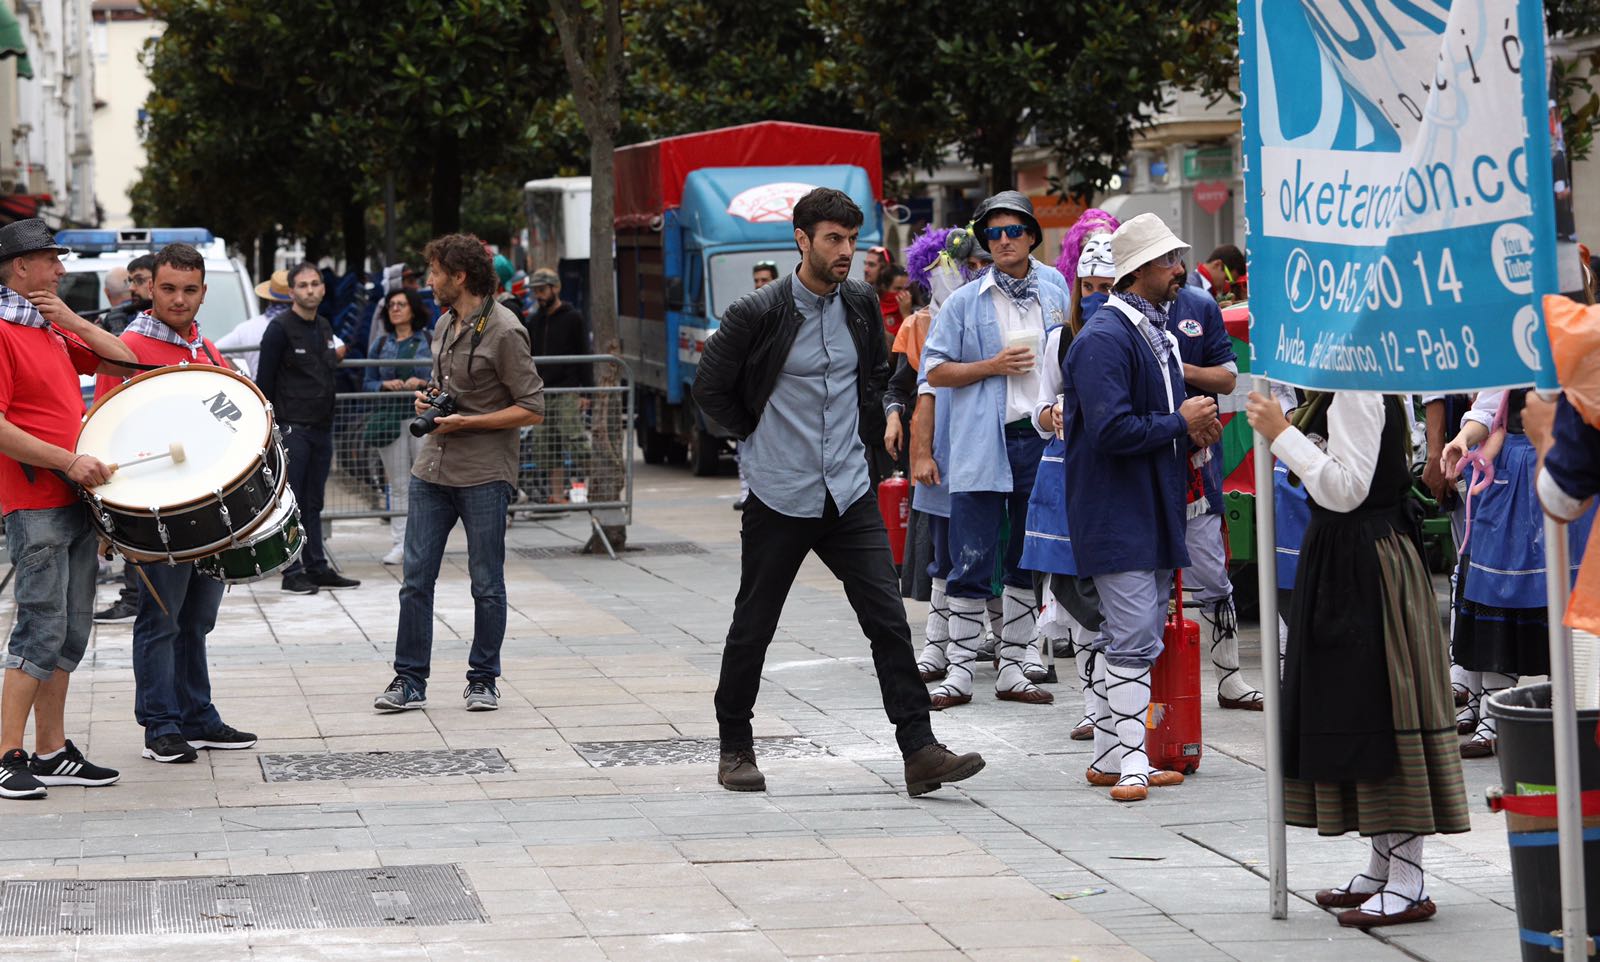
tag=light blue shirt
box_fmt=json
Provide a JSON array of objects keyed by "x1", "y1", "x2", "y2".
[
  {"x1": 741, "y1": 276, "x2": 869, "y2": 518},
  {"x1": 922, "y1": 269, "x2": 1072, "y2": 494}
]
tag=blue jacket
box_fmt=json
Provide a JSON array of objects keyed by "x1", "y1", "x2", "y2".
[
  {"x1": 1546, "y1": 395, "x2": 1600, "y2": 504},
  {"x1": 1170, "y1": 288, "x2": 1236, "y2": 514},
  {"x1": 1061, "y1": 297, "x2": 1192, "y2": 576},
  {"x1": 922, "y1": 270, "x2": 1072, "y2": 493},
  {"x1": 912, "y1": 379, "x2": 953, "y2": 518}
]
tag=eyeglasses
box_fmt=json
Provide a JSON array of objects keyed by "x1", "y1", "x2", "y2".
[
  {"x1": 1147, "y1": 250, "x2": 1186, "y2": 269},
  {"x1": 982, "y1": 225, "x2": 1030, "y2": 241}
]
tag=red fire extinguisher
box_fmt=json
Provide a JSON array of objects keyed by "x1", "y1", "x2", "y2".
[
  {"x1": 878, "y1": 472, "x2": 911, "y2": 565},
  {"x1": 1147, "y1": 570, "x2": 1203, "y2": 774}
]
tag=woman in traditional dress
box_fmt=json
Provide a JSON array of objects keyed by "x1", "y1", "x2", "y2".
[{"x1": 1246, "y1": 389, "x2": 1469, "y2": 929}]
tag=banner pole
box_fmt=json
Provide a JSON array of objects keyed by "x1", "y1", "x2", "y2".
[
  {"x1": 1542, "y1": 517, "x2": 1586, "y2": 961},
  {"x1": 1252, "y1": 375, "x2": 1287, "y2": 919}
]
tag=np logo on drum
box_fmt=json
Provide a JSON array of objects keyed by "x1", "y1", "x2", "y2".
[{"x1": 203, "y1": 390, "x2": 243, "y2": 432}]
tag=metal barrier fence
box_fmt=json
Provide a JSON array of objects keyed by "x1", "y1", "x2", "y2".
[{"x1": 218, "y1": 349, "x2": 635, "y2": 559}]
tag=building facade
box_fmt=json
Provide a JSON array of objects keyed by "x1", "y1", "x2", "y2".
[
  {"x1": 0, "y1": 0, "x2": 98, "y2": 227},
  {"x1": 89, "y1": 0, "x2": 154, "y2": 228}
]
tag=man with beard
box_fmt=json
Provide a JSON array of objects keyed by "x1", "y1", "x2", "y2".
[
  {"x1": 524, "y1": 267, "x2": 591, "y2": 502},
  {"x1": 257, "y1": 262, "x2": 360, "y2": 595},
  {"x1": 374, "y1": 234, "x2": 545, "y2": 714},
  {"x1": 694, "y1": 188, "x2": 984, "y2": 797}
]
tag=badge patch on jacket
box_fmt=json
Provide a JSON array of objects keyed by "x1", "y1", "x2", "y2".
[{"x1": 1178, "y1": 318, "x2": 1204, "y2": 337}]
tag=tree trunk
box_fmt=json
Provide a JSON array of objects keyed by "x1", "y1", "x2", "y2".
[
  {"x1": 581, "y1": 129, "x2": 627, "y2": 554},
  {"x1": 255, "y1": 227, "x2": 277, "y2": 286},
  {"x1": 341, "y1": 199, "x2": 367, "y2": 276},
  {"x1": 431, "y1": 130, "x2": 462, "y2": 237},
  {"x1": 987, "y1": 125, "x2": 1017, "y2": 195}
]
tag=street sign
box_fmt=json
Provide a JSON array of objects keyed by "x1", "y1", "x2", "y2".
[{"x1": 1241, "y1": 0, "x2": 1561, "y2": 392}]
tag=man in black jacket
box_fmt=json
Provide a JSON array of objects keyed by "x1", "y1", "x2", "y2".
[
  {"x1": 525, "y1": 268, "x2": 591, "y2": 501},
  {"x1": 693, "y1": 187, "x2": 983, "y2": 797}
]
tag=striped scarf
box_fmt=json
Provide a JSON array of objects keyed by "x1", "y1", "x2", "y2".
[
  {"x1": 127, "y1": 311, "x2": 207, "y2": 358},
  {"x1": 990, "y1": 263, "x2": 1038, "y2": 307},
  {"x1": 0, "y1": 286, "x2": 46, "y2": 329},
  {"x1": 1114, "y1": 291, "x2": 1172, "y2": 366}
]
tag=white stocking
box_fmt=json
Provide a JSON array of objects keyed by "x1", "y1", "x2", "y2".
[
  {"x1": 1106, "y1": 662, "x2": 1153, "y2": 788},
  {"x1": 933, "y1": 596, "x2": 985, "y2": 699},
  {"x1": 1088, "y1": 652, "x2": 1117, "y2": 775},
  {"x1": 916, "y1": 578, "x2": 951, "y2": 676},
  {"x1": 1473, "y1": 671, "x2": 1516, "y2": 741},
  {"x1": 1330, "y1": 834, "x2": 1391, "y2": 896},
  {"x1": 980, "y1": 596, "x2": 1002, "y2": 659},
  {"x1": 1202, "y1": 598, "x2": 1262, "y2": 704},
  {"x1": 996, "y1": 587, "x2": 1045, "y2": 695},
  {"x1": 1073, "y1": 636, "x2": 1095, "y2": 730},
  {"x1": 1457, "y1": 668, "x2": 1483, "y2": 729},
  {"x1": 1358, "y1": 834, "x2": 1426, "y2": 914}
]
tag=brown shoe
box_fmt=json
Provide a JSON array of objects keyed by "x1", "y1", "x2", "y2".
[
  {"x1": 1453, "y1": 687, "x2": 1470, "y2": 707},
  {"x1": 1086, "y1": 767, "x2": 1118, "y2": 787},
  {"x1": 929, "y1": 692, "x2": 972, "y2": 711},
  {"x1": 904, "y1": 743, "x2": 985, "y2": 797},
  {"x1": 1217, "y1": 694, "x2": 1264, "y2": 711},
  {"x1": 996, "y1": 686, "x2": 1054, "y2": 704},
  {"x1": 1148, "y1": 770, "x2": 1184, "y2": 788},
  {"x1": 1110, "y1": 783, "x2": 1148, "y2": 802},
  {"x1": 1460, "y1": 737, "x2": 1496, "y2": 759},
  {"x1": 919, "y1": 667, "x2": 947, "y2": 683},
  {"x1": 717, "y1": 747, "x2": 766, "y2": 792},
  {"x1": 1455, "y1": 718, "x2": 1476, "y2": 735},
  {"x1": 1069, "y1": 723, "x2": 1093, "y2": 740},
  {"x1": 1336, "y1": 897, "x2": 1437, "y2": 928}
]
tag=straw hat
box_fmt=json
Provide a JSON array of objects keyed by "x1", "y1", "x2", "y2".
[
  {"x1": 1110, "y1": 213, "x2": 1190, "y2": 287},
  {"x1": 254, "y1": 269, "x2": 292, "y2": 302}
]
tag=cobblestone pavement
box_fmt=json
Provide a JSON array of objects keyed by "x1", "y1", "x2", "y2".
[{"x1": 0, "y1": 459, "x2": 1521, "y2": 961}]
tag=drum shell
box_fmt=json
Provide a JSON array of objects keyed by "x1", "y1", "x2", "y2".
[
  {"x1": 195, "y1": 495, "x2": 304, "y2": 584},
  {"x1": 93, "y1": 443, "x2": 286, "y2": 559}
]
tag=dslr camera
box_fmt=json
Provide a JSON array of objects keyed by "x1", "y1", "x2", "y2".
[{"x1": 410, "y1": 391, "x2": 457, "y2": 437}]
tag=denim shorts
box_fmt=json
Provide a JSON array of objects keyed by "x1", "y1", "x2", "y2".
[{"x1": 3, "y1": 504, "x2": 97, "y2": 680}]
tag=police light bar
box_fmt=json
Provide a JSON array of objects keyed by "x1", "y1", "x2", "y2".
[
  {"x1": 146, "y1": 228, "x2": 214, "y2": 247},
  {"x1": 54, "y1": 229, "x2": 118, "y2": 254}
]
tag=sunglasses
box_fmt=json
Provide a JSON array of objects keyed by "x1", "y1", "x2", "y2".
[
  {"x1": 983, "y1": 225, "x2": 1030, "y2": 241},
  {"x1": 754, "y1": 260, "x2": 777, "y2": 271},
  {"x1": 1145, "y1": 250, "x2": 1186, "y2": 270}
]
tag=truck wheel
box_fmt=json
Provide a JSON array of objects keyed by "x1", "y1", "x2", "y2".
[
  {"x1": 690, "y1": 429, "x2": 720, "y2": 477},
  {"x1": 641, "y1": 427, "x2": 669, "y2": 465}
]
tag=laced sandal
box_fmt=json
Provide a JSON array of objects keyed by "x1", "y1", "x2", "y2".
[
  {"x1": 1110, "y1": 772, "x2": 1149, "y2": 802},
  {"x1": 1336, "y1": 895, "x2": 1437, "y2": 928},
  {"x1": 1315, "y1": 873, "x2": 1387, "y2": 908}
]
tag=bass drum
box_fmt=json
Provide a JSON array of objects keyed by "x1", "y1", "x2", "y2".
[
  {"x1": 76, "y1": 364, "x2": 283, "y2": 561},
  {"x1": 194, "y1": 490, "x2": 304, "y2": 584}
]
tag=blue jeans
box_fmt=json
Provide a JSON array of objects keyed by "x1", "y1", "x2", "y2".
[
  {"x1": 392, "y1": 477, "x2": 513, "y2": 689},
  {"x1": 3, "y1": 505, "x2": 96, "y2": 680},
  {"x1": 926, "y1": 514, "x2": 952, "y2": 581},
  {"x1": 282, "y1": 422, "x2": 332, "y2": 574},
  {"x1": 946, "y1": 432, "x2": 1045, "y2": 599},
  {"x1": 132, "y1": 561, "x2": 225, "y2": 740}
]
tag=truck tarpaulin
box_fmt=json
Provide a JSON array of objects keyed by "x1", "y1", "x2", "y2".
[{"x1": 615, "y1": 121, "x2": 883, "y2": 229}]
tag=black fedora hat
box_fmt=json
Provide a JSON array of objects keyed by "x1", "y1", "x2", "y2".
[{"x1": 0, "y1": 218, "x2": 69, "y2": 263}]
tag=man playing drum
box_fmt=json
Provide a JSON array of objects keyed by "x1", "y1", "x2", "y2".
[
  {"x1": 0, "y1": 219, "x2": 137, "y2": 799},
  {"x1": 92, "y1": 243, "x2": 258, "y2": 764}
]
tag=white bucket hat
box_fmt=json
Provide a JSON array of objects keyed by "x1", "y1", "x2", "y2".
[{"x1": 1111, "y1": 213, "x2": 1190, "y2": 287}]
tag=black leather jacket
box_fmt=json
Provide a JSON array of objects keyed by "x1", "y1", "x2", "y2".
[{"x1": 693, "y1": 274, "x2": 888, "y2": 447}]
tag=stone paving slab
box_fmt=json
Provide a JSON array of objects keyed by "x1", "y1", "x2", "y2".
[{"x1": 0, "y1": 460, "x2": 1529, "y2": 960}]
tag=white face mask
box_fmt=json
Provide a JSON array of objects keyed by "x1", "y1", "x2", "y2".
[{"x1": 1076, "y1": 234, "x2": 1115, "y2": 280}]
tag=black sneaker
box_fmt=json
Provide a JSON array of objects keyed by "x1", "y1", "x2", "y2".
[
  {"x1": 142, "y1": 733, "x2": 198, "y2": 764},
  {"x1": 30, "y1": 740, "x2": 119, "y2": 786},
  {"x1": 187, "y1": 725, "x2": 257, "y2": 751},
  {"x1": 93, "y1": 600, "x2": 138, "y2": 622},
  {"x1": 373, "y1": 676, "x2": 427, "y2": 712},
  {"x1": 281, "y1": 572, "x2": 319, "y2": 595},
  {"x1": 308, "y1": 568, "x2": 361, "y2": 589},
  {"x1": 0, "y1": 748, "x2": 46, "y2": 799}
]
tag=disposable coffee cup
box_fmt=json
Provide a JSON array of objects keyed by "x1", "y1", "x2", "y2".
[{"x1": 1005, "y1": 328, "x2": 1038, "y2": 374}]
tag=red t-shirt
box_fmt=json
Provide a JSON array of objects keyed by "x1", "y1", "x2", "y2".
[
  {"x1": 0, "y1": 323, "x2": 101, "y2": 514},
  {"x1": 92, "y1": 328, "x2": 225, "y2": 403}
]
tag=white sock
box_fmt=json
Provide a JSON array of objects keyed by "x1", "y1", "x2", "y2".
[
  {"x1": 1088, "y1": 652, "x2": 1117, "y2": 774},
  {"x1": 1202, "y1": 598, "x2": 1261, "y2": 704},
  {"x1": 1359, "y1": 834, "x2": 1426, "y2": 914},
  {"x1": 995, "y1": 587, "x2": 1044, "y2": 694},
  {"x1": 1333, "y1": 834, "x2": 1391, "y2": 895},
  {"x1": 35, "y1": 746, "x2": 63, "y2": 761},
  {"x1": 934, "y1": 596, "x2": 985, "y2": 698},
  {"x1": 1474, "y1": 672, "x2": 1516, "y2": 741},
  {"x1": 1106, "y1": 661, "x2": 1153, "y2": 787},
  {"x1": 1457, "y1": 668, "x2": 1483, "y2": 728},
  {"x1": 917, "y1": 579, "x2": 951, "y2": 674}
]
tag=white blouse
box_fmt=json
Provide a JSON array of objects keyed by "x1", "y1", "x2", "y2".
[
  {"x1": 1030, "y1": 326, "x2": 1066, "y2": 437},
  {"x1": 1269, "y1": 392, "x2": 1387, "y2": 513}
]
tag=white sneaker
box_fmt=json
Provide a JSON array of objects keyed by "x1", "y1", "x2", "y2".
[{"x1": 382, "y1": 546, "x2": 404, "y2": 566}]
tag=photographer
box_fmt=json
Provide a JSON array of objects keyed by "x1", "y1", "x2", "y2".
[{"x1": 374, "y1": 234, "x2": 544, "y2": 714}]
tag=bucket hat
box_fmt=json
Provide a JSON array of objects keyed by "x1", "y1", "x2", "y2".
[
  {"x1": 973, "y1": 191, "x2": 1043, "y2": 252},
  {"x1": 1110, "y1": 213, "x2": 1189, "y2": 287}
]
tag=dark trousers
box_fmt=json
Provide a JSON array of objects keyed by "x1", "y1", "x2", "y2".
[
  {"x1": 392, "y1": 477, "x2": 513, "y2": 689},
  {"x1": 946, "y1": 432, "x2": 1045, "y2": 598},
  {"x1": 132, "y1": 561, "x2": 225, "y2": 740},
  {"x1": 715, "y1": 492, "x2": 936, "y2": 758},
  {"x1": 282, "y1": 422, "x2": 332, "y2": 574}
]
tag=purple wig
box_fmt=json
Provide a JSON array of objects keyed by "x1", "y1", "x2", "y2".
[
  {"x1": 1056, "y1": 208, "x2": 1121, "y2": 290},
  {"x1": 904, "y1": 225, "x2": 953, "y2": 292}
]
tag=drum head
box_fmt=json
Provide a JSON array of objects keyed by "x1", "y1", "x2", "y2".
[{"x1": 77, "y1": 365, "x2": 272, "y2": 510}]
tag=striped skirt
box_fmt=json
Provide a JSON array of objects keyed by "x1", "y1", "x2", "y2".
[{"x1": 1285, "y1": 531, "x2": 1471, "y2": 837}]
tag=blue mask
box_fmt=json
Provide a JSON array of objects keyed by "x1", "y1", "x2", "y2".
[{"x1": 1081, "y1": 291, "x2": 1109, "y2": 318}]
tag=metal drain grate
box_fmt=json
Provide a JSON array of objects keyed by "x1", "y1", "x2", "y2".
[
  {"x1": 513, "y1": 540, "x2": 707, "y2": 560},
  {"x1": 573, "y1": 735, "x2": 827, "y2": 768},
  {"x1": 259, "y1": 748, "x2": 512, "y2": 783},
  {"x1": 0, "y1": 865, "x2": 485, "y2": 936}
]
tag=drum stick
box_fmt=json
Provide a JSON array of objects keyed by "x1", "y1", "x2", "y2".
[
  {"x1": 110, "y1": 442, "x2": 186, "y2": 471},
  {"x1": 131, "y1": 564, "x2": 170, "y2": 618}
]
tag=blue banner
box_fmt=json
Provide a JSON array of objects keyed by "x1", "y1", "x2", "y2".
[{"x1": 1242, "y1": 1, "x2": 1560, "y2": 392}]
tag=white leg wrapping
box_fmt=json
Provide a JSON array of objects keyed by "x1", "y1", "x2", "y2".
[
  {"x1": 932, "y1": 596, "x2": 985, "y2": 699},
  {"x1": 1073, "y1": 637, "x2": 1095, "y2": 730},
  {"x1": 1202, "y1": 599, "x2": 1262, "y2": 705},
  {"x1": 979, "y1": 596, "x2": 1002, "y2": 659},
  {"x1": 917, "y1": 578, "x2": 951, "y2": 675},
  {"x1": 996, "y1": 586, "x2": 1045, "y2": 695},
  {"x1": 1106, "y1": 662, "x2": 1153, "y2": 788},
  {"x1": 1358, "y1": 834, "x2": 1426, "y2": 915},
  {"x1": 1473, "y1": 671, "x2": 1516, "y2": 741},
  {"x1": 1277, "y1": 614, "x2": 1289, "y2": 680},
  {"x1": 1088, "y1": 652, "x2": 1117, "y2": 775},
  {"x1": 1457, "y1": 668, "x2": 1483, "y2": 729},
  {"x1": 1330, "y1": 833, "x2": 1392, "y2": 897}
]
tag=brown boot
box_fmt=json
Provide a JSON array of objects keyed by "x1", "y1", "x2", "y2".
[
  {"x1": 717, "y1": 747, "x2": 766, "y2": 792},
  {"x1": 904, "y1": 743, "x2": 985, "y2": 797}
]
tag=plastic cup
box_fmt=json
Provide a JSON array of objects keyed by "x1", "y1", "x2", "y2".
[{"x1": 1006, "y1": 328, "x2": 1038, "y2": 373}]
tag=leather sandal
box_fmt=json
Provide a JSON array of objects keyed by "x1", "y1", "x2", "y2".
[
  {"x1": 919, "y1": 667, "x2": 947, "y2": 683},
  {"x1": 1069, "y1": 723, "x2": 1093, "y2": 740},
  {"x1": 929, "y1": 692, "x2": 972, "y2": 711},
  {"x1": 1455, "y1": 718, "x2": 1476, "y2": 735},
  {"x1": 996, "y1": 686, "x2": 1054, "y2": 704},
  {"x1": 1085, "y1": 767, "x2": 1118, "y2": 787},
  {"x1": 1316, "y1": 874, "x2": 1385, "y2": 908},
  {"x1": 1218, "y1": 693, "x2": 1265, "y2": 711},
  {"x1": 1453, "y1": 687, "x2": 1470, "y2": 707},
  {"x1": 1148, "y1": 770, "x2": 1184, "y2": 788},
  {"x1": 1460, "y1": 737, "x2": 1497, "y2": 759},
  {"x1": 1110, "y1": 781, "x2": 1149, "y2": 802},
  {"x1": 1336, "y1": 896, "x2": 1437, "y2": 928}
]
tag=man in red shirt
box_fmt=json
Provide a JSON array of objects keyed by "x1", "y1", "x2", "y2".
[
  {"x1": 92, "y1": 243, "x2": 258, "y2": 764},
  {"x1": 0, "y1": 219, "x2": 140, "y2": 799}
]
